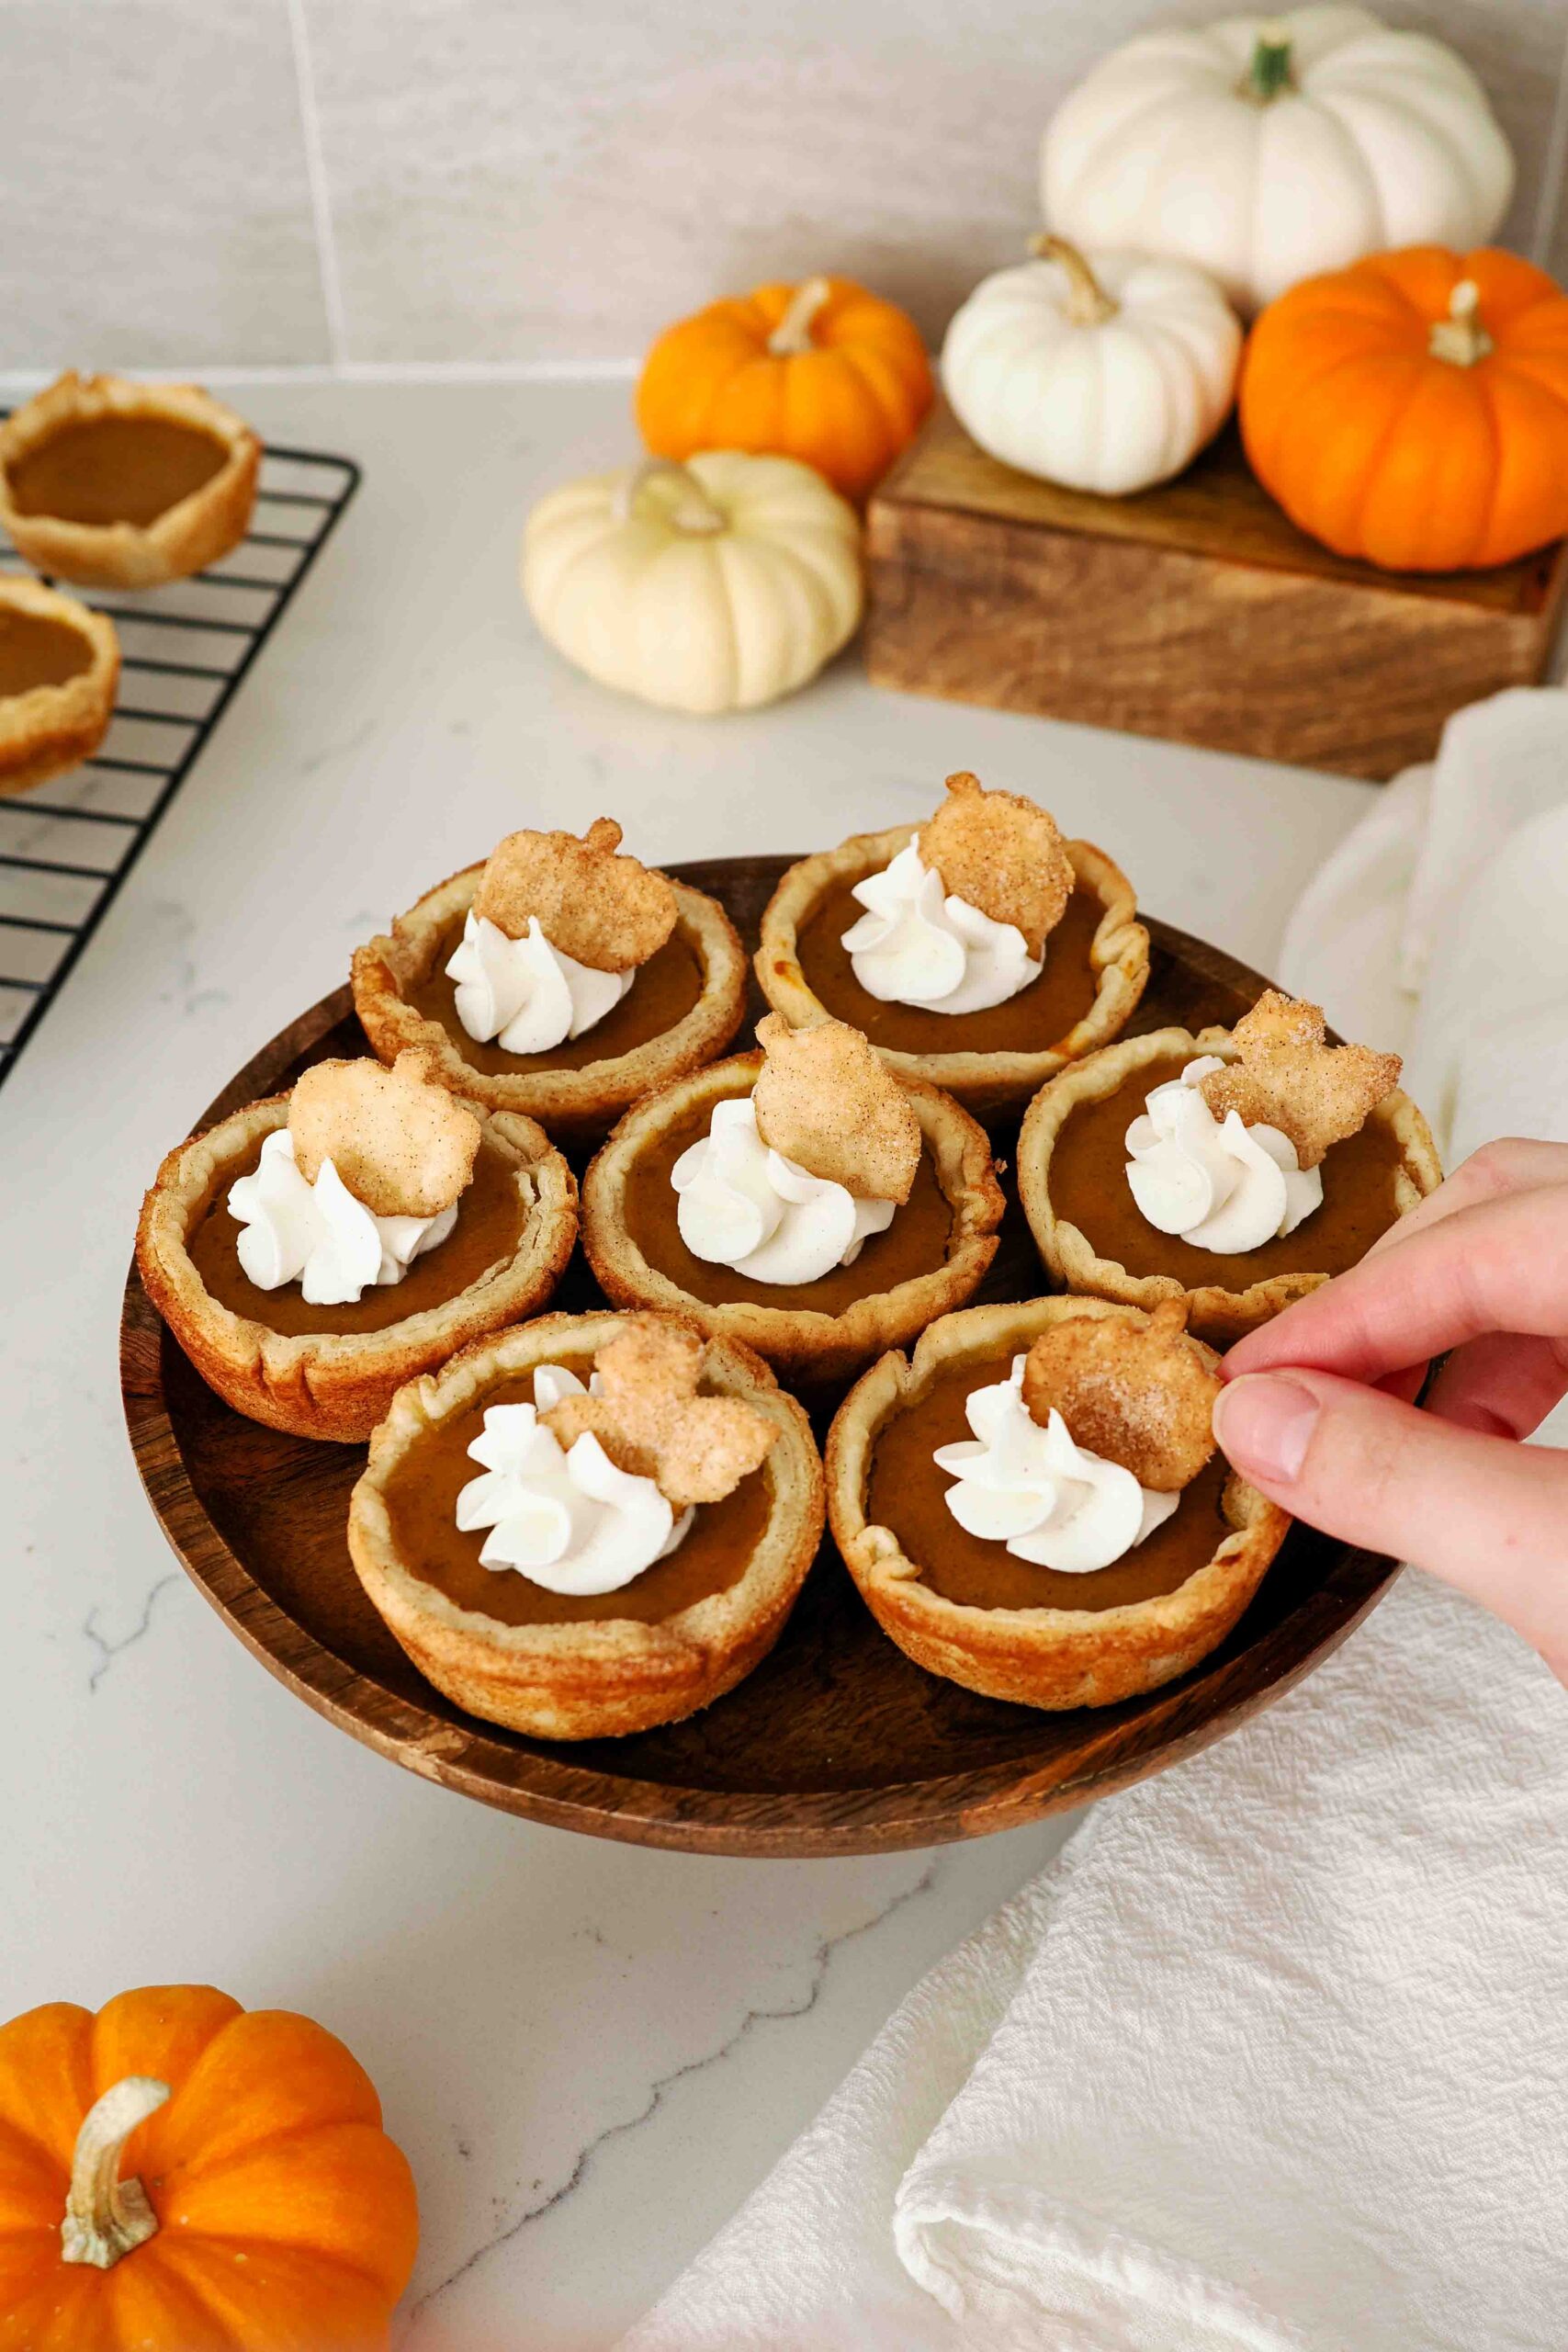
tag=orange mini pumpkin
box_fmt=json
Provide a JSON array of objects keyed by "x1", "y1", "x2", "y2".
[
  {"x1": 636, "y1": 275, "x2": 934, "y2": 503},
  {"x1": 0, "y1": 1984, "x2": 418, "y2": 2350},
  {"x1": 1240, "y1": 246, "x2": 1568, "y2": 571}
]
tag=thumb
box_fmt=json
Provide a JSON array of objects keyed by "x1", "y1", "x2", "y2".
[{"x1": 1213, "y1": 1369, "x2": 1568, "y2": 1682}]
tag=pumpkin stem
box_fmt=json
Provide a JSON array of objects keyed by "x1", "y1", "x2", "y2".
[
  {"x1": 1429, "y1": 278, "x2": 1495, "y2": 367},
  {"x1": 767, "y1": 277, "x2": 833, "y2": 356},
  {"x1": 615, "y1": 458, "x2": 727, "y2": 535},
  {"x1": 1244, "y1": 26, "x2": 1294, "y2": 102},
  {"x1": 61, "y1": 2075, "x2": 170, "y2": 2270},
  {"x1": 1030, "y1": 234, "x2": 1119, "y2": 326}
]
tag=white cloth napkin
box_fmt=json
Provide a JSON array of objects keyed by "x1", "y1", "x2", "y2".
[{"x1": 620, "y1": 690, "x2": 1568, "y2": 2352}]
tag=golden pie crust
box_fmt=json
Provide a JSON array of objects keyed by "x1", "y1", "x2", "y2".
[
  {"x1": 0, "y1": 373, "x2": 261, "y2": 589},
  {"x1": 0, "y1": 577, "x2": 118, "y2": 797},
  {"x1": 347, "y1": 1309, "x2": 826, "y2": 1739},
  {"x1": 827, "y1": 1295, "x2": 1291, "y2": 1710},
  {"x1": 1018, "y1": 1024, "x2": 1444, "y2": 1344},
  {"x1": 352, "y1": 864, "x2": 748, "y2": 1145},
  {"x1": 581, "y1": 1048, "x2": 1006, "y2": 1385},
  {"x1": 137, "y1": 1090, "x2": 578, "y2": 1442},
  {"x1": 755, "y1": 821, "x2": 1150, "y2": 1114}
]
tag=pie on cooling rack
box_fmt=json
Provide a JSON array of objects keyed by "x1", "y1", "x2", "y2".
[
  {"x1": 137, "y1": 1050, "x2": 578, "y2": 1442},
  {"x1": 0, "y1": 576, "x2": 118, "y2": 798},
  {"x1": 1018, "y1": 990, "x2": 1443, "y2": 1343},
  {"x1": 352, "y1": 818, "x2": 749, "y2": 1144},
  {"x1": 581, "y1": 1011, "x2": 1006, "y2": 1385},
  {"x1": 827, "y1": 1294, "x2": 1289, "y2": 1710},
  {"x1": 347, "y1": 1310, "x2": 825, "y2": 1738},
  {"x1": 0, "y1": 372, "x2": 260, "y2": 589},
  {"x1": 755, "y1": 770, "x2": 1150, "y2": 1114}
]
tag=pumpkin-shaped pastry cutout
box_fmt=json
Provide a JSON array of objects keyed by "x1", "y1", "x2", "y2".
[
  {"x1": 522, "y1": 453, "x2": 863, "y2": 714},
  {"x1": 1242, "y1": 245, "x2": 1568, "y2": 571},
  {"x1": 0, "y1": 1984, "x2": 418, "y2": 2347},
  {"x1": 636, "y1": 275, "x2": 933, "y2": 501}
]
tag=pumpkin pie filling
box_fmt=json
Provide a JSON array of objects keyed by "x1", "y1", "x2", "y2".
[
  {"x1": 7, "y1": 416, "x2": 230, "y2": 528},
  {"x1": 0, "y1": 609, "x2": 95, "y2": 696},
  {"x1": 795, "y1": 876, "x2": 1105, "y2": 1057},
  {"x1": 380, "y1": 1356, "x2": 774, "y2": 1628},
  {"x1": 408, "y1": 917, "x2": 705, "y2": 1077},
  {"x1": 188, "y1": 1135, "x2": 529, "y2": 1337},
  {"x1": 868, "y1": 1352, "x2": 1235, "y2": 1614},
  {"x1": 622, "y1": 1102, "x2": 954, "y2": 1311},
  {"x1": 1050, "y1": 1055, "x2": 1405, "y2": 1288}
]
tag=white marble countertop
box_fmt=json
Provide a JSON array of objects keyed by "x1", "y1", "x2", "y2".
[{"x1": 0, "y1": 379, "x2": 1374, "y2": 2347}]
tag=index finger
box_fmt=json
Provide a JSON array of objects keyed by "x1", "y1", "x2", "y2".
[
  {"x1": 1224, "y1": 1180, "x2": 1568, "y2": 1385},
  {"x1": 1362, "y1": 1136, "x2": 1568, "y2": 1263}
]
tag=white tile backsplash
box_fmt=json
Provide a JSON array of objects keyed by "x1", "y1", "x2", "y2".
[
  {"x1": 0, "y1": 0, "x2": 331, "y2": 371},
  {"x1": 3, "y1": 0, "x2": 1565, "y2": 372}
]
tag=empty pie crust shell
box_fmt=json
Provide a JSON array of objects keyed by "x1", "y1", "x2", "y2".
[
  {"x1": 347, "y1": 1309, "x2": 826, "y2": 1740},
  {"x1": 352, "y1": 865, "x2": 749, "y2": 1145},
  {"x1": 136, "y1": 1091, "x2": 578, "y2": 1442},
  {"x1": 755, "y1": 822, "x2": 1150, "y2": 1114},
  {"x1": 0, "y1": 577, "x2": 118, "y2": 797},
  {"x1": 1018, "y1": 1024, "x2": 1444, "y2": 1344},
  {"x1": 0, "y1": 373, "x2": 261, "y2": 589},
  {"x1": 827, "y1": 1295, "x2": 1291, "y2": 1711},
  {"x1": 581, "y1": 1048, "x2": 1006, "y2": 1386}
]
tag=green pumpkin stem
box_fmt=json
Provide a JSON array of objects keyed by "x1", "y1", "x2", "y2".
[{"x1": 1245, "y1": 27, "x2": 1294, "y2": 102}]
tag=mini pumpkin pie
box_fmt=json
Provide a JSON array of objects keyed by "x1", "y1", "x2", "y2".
[
  {"x1": 0, "y1": 577, "x2": 118, "y2": 797},
  {"x1": 0, "y1": 373, "x2": 261, "y2": 589},
  {"x1": 352, "y1": 817, "x2": 748, "y2": 1145},
  {"x1": 756, "y1": 770, "x2": 1149, "y2": 1115},
  {"x1": 1019, "y1": 989, "x2": 1443, "y2": 1344},
  {"x1": 137, "y1": 1050, "x2": 578, "y2": 1442},
  {"x1": 348, "y1": 1310, "x2": 825, "y2": 1739},
  {"x1": 828, "y1": 1294, "x2": 1290, "y2": 1710},
  {"x1": 582, "y1": 1012, "x2": 1005, "y2": 1385}
]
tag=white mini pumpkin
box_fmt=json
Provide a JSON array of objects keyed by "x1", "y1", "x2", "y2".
[
  {"x1": 522, "y1": 452, "x2": 863, "y2": 715},
  {"x1": 942, "y1": 238, "x2": 1242, "y2": 496},
  {"x1": 1042, "y1": 5, "x2": 1515, "y2": 316}
]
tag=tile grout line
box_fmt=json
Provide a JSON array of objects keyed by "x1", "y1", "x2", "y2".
[
  {"x1": 285, "y1": 0, "x2": 351, "y2": 369},
  {"x1": 1527, "y1": 8, "x2": 1568, "y2": 268}
]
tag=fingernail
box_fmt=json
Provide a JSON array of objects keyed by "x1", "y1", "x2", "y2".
[{"x1": 1213, "y1": 1374, "x2": 1320, "y2": 1484}]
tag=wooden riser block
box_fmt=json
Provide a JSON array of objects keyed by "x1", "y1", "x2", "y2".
[{"x1": 864, "y1": 407, "x2": 1568, "y2": 782}]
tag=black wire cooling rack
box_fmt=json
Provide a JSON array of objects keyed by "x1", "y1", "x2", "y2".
[{"x1": 0, "y1": 434, "x2": 360, "y2": 1093}]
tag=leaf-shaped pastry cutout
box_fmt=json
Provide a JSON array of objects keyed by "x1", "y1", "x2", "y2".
[
  {"x1": 919, "y1": 771, "x2": 1072, "y2": 957},
  {"x1": 472, "y1": 817, "x2": 677, "y2": 972},
  {"x1": 541, "y1": 1317, "x2": 777, "y2": 1509},
  {"x1": 751, "y1": 1014, "x2": 920, "y2": 1204},
  {"x1": 1200, "y1": 990, "x2": 1401, "y2": 1170}
]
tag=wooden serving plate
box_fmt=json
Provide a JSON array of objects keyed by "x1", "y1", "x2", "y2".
[{"x1": 120, "y1": 856, "x2": 1400, "y2": 1857}]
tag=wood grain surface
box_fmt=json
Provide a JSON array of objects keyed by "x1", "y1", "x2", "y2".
[
  {"x1": 865, "y1": 406, "x2": 1568, "y2": 782},
  {"x1": 119, "y1": 856, "x2": 1401, "y2": 1857}
]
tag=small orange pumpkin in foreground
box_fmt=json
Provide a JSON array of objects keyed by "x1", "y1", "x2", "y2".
[
  {"x1": 1240, "y1": 246, "x2": 1568, "y2": 571},
  {"x1": 636, "y1": 274, "x2": 934, "y2": 502},
  {"x1": 0, "y1": 1985, "x2": 418, "y2": 2349}
]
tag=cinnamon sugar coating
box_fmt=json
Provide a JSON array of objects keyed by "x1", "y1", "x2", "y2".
[
  {"x1": 751, "y1": 1013, "x2": 921, "y2": 1204},
  {"x1": 541, "y1": 1315, "x2": 777, "y2": 1509},
  {"x1": 289, "y1": 1049, "x2": 481, "y2": 1218},
  {"x1": 1201, "y1": 990, "x2": 1401, "y2": 1170},
  {"x1": 919, "y1": 771, "x2": 1073, "y2": 957},
  {"x1": 1021, "y1": 1298, "x2": 1221, "y2": 1493},
  {"x1": 472, "y1": 817, "x2": 677, "y2": 972}
]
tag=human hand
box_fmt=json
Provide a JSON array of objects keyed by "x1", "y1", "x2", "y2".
[{"x1": 1213, "y1": 1140, "x2": 1568, "y2": 1680}]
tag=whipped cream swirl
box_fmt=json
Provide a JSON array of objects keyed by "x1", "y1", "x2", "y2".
[
  {"x1": 935, "y1": 1355, "x2": 1178, "y2": 1573},
  {"x1": 456, "y1": 1363, "x2": 692, "y2": 1595},
  {"x1": 671, "y1": 1095, "x2": 896, "y2": 1286},
  {"x1": 446, "y1": 911, "x2": 634, "y2": 1056},
  {"x1": 229, "y1": 1127, "x2": 457, "y2": 1306},
  {"x1": 1124, "y1": 1056, "x2": 1322, "y2": 1256},
  {"x1": 840, "y1": 839, "x2": 1042, "y2": 1015}
]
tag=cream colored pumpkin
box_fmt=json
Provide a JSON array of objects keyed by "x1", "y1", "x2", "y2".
[
  {"x1": 942, "y1": 239, "x2": 1241, "y2": 495},
  {"x1": 522, "y1": 453, "x2": 863, "y2": 715},
  {"x1": 1042, "y1": 6, "x2": 1514, "y2": 316}
]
